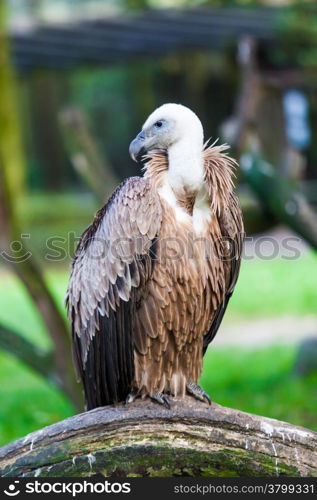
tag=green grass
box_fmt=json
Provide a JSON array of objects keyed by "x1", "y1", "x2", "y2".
[
  {"x1": 0, "y1": 251, "x2": 316, "y2": 446},
  {"x1": 201, "y1": 346, "x2": 317, "y2": 432},
  {"x1": 0, "y1": 273, "x2": 51, "y2": 349},
  {"x1": 17, "y1": 192, "x2": 99, "y2": 262},
  {"x1": 228, "y1": 251, "x2": 317, "y2": 319},
  {"x1": 0, "y1": 353, "x2": 74, "y2": 446},
  {"x1": 18, "y1": 192, "x2": 98, "y2": 224}
]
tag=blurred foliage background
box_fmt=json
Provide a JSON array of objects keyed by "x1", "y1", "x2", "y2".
[{"x1": 0, "y1": 0, "x2": 317, "y2": 446}]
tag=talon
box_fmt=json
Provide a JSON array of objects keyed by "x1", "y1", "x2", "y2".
[
  {"x1": 151, "y1": 392, "x2": 171, "y2": 408},
  {"x1": 125, "y1": 390, "x2": 138, "y2": 404},
  {"x1": 186, "y1": 382, "x2": 211, "y2": 405}
]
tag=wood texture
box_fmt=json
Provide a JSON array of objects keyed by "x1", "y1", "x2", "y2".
[{"x1": 1, "y1": 398, "x2": 316, "y2": 477}]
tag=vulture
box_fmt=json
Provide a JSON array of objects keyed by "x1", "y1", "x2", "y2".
[{"x1": 66, "y1": 103, "x2": 244, "y2": 410}]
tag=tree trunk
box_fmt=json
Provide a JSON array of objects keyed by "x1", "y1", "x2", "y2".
[
  {"x1": 0, "y1": 1, "x2": 82, "y2": 410},
  {"x1": 0, "y1": 174, "x2": 83, "y2": 410},
  {"x1": 240, "y1": 152, "x2": 317, "y2": 250},
  {"x1": 0, "y1": 324, "x2": 55, "y2": 383},
  {"x1": 0, "y1": 398, "x2": 316, "y2": 477},
  {"x1": 0, "y1": 0, "x2": 25, "y2": 199}
]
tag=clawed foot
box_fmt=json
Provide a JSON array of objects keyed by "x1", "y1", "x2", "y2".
[
  {"x1": 127, "y1": 384, "x2": 210, "y2": 408},
  {"x1": 125, "y1": 390, "x2": 139, "y2": 404},
  {"x1": 186, "y1": 381, "x2": 211, "y2": 405},
  {"x1": 126, "y1": 390, "x2": 171, "y2": 408},
  {"x1": 151, "y1": 392, "x2": 171, "y2": 408}
]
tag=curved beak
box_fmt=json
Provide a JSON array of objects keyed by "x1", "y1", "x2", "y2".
[{"x1": 129, "y1": 130, "x2": 146, "y2": 162}]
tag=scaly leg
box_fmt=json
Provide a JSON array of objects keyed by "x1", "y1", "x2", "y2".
[
  {"x1": 151, "y1": 392, "x2": 171, "y2": 408},
  {"x1": 186, "y1": 381, "x2": 211, "y2": 405},
  {"x1": 125, "y1": 390, "x2": 139, "y2": 404}
]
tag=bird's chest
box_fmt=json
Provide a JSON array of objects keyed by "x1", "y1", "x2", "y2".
[
  {"x1": 147, "y1": 192, "x2": 225, "y2": 351},
  {"x1": 155, "y1": 192, "x2": 222, "y2": 286},
  {"x1": 154, "y1": 181, "x2": 225, "y2": 302},
  {"x1": 150, "y1": 203, "x2": 223, "y2": 349},
  {"x1": 157, "y1": 181, "x2": 213, "y2": 237}
]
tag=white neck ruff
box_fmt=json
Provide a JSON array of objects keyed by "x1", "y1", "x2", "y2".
[{"x1": 167, "y1": 138, "x2": 204, "y2": 194}]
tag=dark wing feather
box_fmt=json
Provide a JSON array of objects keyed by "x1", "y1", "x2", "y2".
[
  {"x1": 203, "y1": 192, "x2": 244, "y2": 354},
  {"x1": 66, "y1": 177, "x2": 162, "y2": 409}
]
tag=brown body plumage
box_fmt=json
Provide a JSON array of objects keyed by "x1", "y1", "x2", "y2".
[{"x1": 66, "y1": 105, "x2": 244, "y2": 410}]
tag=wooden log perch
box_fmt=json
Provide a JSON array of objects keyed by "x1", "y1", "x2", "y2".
[{"x1": 0, "y1": 397, "x2": 316, "y2": 478}]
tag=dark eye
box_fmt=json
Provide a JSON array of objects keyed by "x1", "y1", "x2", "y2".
[{"x1": 155, "y1": 121, "x2": 163, "y2": 128}]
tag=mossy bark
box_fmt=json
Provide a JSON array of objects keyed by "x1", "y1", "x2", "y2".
[{"x1": 0, "y1": 398, "x2": 316, "y2": 478}]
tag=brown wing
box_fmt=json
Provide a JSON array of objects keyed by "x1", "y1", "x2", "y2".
[
  {"x1": 66, "y1": 177, "x2": 162, "y2": 409},
  {"x1": 203, "y1": 145, "x2": 244, "y2": 354},
  {"x1": 203, "y1": 193, "x2": 244, "y2": 353}
]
